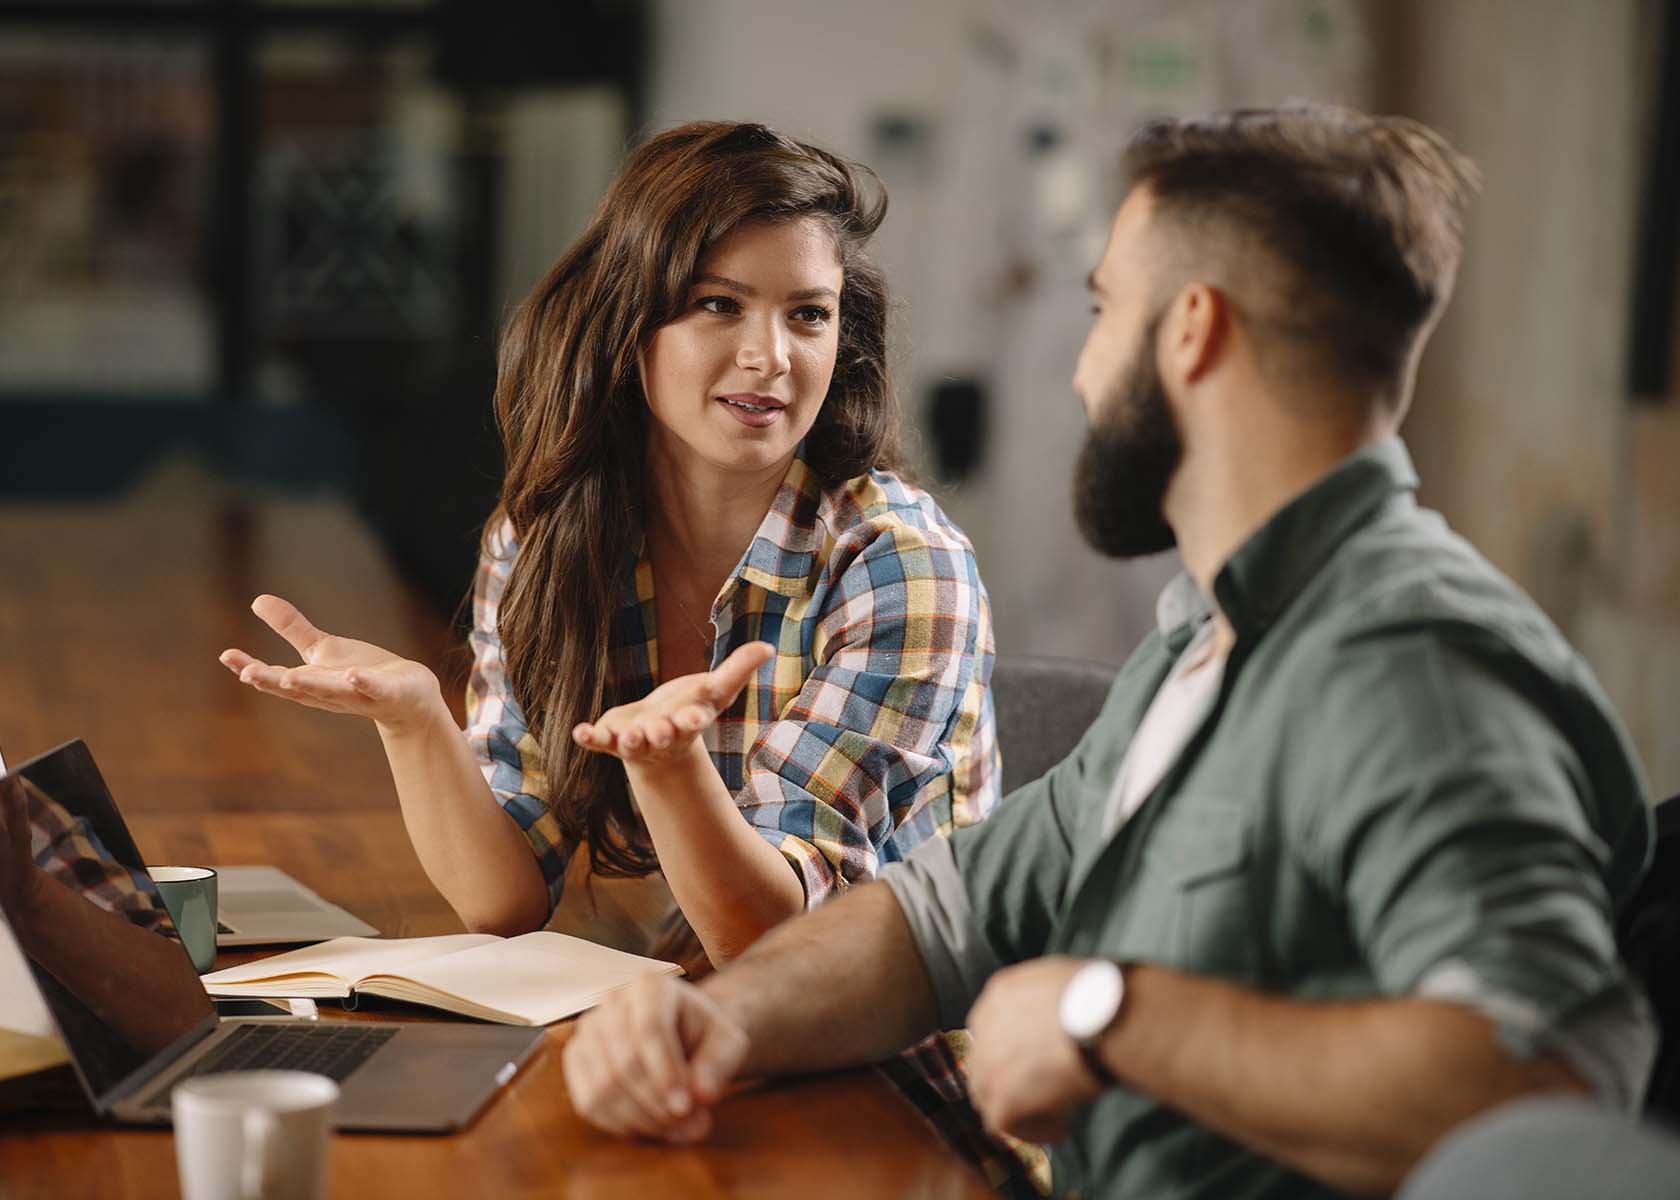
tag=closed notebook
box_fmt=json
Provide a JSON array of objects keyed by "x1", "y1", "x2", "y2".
[{"x1": 200, "y1": 932, "x2": 682, "y2": 1027}]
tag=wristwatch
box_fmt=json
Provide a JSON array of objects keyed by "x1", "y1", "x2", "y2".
[{"x1": 1058, "y1": 959, "x2": 1125, "y2": 1087}]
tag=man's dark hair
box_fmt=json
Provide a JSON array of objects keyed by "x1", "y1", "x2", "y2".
[{"x1": 1121, "y1": 103, "x2": 1480, "y2": 409}]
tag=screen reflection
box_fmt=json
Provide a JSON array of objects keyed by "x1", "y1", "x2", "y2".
[{"x1": 0, "y1": 752, "x2": 213, "y2": 1102}]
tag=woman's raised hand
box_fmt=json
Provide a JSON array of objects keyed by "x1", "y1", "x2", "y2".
[
  {"x1": 219, "y1": 594, "x2": 443, "y2": 734},
  {"x1": 573, "y1": 642, "x2": 775, "y2": 765}
]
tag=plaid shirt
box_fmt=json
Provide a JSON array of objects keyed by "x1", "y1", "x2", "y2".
[
  {"x1": 24, "y1": 778, "x2": 169, "y2": 933},
  {"x1": 465, "y1": 453, "x2": 1000, "y2": 915},
  {"x1": 466, "y1": 456, "x2": 1044, "y2": 1196}
]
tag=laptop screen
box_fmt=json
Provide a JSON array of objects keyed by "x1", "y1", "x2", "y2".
[{"x1": 0, "y1": 740, "x2": 214, "y2": 1107}]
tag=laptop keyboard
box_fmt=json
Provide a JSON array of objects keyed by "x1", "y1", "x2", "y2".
[{"x1": 138, "y1": 1023, "x2": 399, "y2": 1110}]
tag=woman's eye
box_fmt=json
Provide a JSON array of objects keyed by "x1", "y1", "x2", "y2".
[
  {"x1": 791, "y1": 304, "x2": 833, "y2": 326},
  {"x1": 696, "y1": 295, "x2": 741, "y2": 315}
]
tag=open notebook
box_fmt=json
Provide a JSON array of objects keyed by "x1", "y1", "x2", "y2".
[{"x1": 201, "y1": 933, "x2": 682, "y2": 1027}]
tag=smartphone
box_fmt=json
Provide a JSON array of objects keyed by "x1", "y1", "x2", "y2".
[{"x1": 213, "y1": 997, "x2": 319, "y2": 1021}]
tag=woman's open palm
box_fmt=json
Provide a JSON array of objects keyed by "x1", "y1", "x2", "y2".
[
  {"x1": 572, "y1": 642, "x2": 774, "y2": 765},
  {"x1": 219, "y1": 595, "x2": 442, "y2": 732}
]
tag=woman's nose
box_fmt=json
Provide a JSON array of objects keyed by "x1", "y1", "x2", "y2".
[{"x1": 735, "y1": 315, "x2": 791, "y2": 378}]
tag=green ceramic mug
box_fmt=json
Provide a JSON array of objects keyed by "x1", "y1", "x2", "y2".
[{"x1": 147, "y1": 866, "x2": 219, "y2": 974}]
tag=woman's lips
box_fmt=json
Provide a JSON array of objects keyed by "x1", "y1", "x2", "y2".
[{"x1": 716, "y1": 394, "x2": 786, "y2": 428}]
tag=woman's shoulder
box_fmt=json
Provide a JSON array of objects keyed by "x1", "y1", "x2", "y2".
[
  {"x1": 481, "y1": 513, "x2": 520, "y2": 563},
  {"x1": 815, "y1": 468, "x2": 977, "y2": 561}
]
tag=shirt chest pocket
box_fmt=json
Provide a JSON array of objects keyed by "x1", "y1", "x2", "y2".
[{"x1": 1143, "y1": 799, "x2": 1260, "y2": 979}]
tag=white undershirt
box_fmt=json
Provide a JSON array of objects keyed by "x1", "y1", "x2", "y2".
[{"x1": 1100, "y1": 619, "x2": 1228, "y2": 841}]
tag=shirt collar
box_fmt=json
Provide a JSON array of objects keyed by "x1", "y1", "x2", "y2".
[
  {"x1": 734, "y1": 451, "x2": 827, "y2": 598},
  {"x1": 1155, "y1": 437, "x2": 1421, "y2": 648},
  {"x1": 629, "y1": 449, "x2": 829, "y2": 602}
]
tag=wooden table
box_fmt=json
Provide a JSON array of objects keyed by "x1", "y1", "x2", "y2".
[{"x1": 0, "y1": 460, "x2": 992, "y2": 1199}]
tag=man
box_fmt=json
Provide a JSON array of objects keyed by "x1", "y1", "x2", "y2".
[{"x1": 560, "y1": 104, "x2": 1656, "y2": 1199}]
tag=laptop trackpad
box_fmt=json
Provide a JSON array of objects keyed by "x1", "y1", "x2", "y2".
[{"x1": 333, "y1": 1025, "x2": 545, "y2": 1133}]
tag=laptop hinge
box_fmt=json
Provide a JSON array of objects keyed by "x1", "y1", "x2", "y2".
[{"x1": 98, "y1": 1011, "x2": 220, "y2": 1113}]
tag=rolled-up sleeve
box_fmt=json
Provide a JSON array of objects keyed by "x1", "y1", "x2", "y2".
[
  {"x1": 738, "y1": 522, "x2": 992, "y2": 908},
  {"x1": 882, "y1": 837, "x2": 1003, "y2": 1030},
  {"x1": 464, "y1": 518, "x2": 576, "y2": 918},
  {"x1": 1306, "y1": 640, "x2": 1657, "y2": 1104}
]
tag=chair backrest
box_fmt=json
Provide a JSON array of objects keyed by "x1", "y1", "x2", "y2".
[
  {"x1": 1617, "y1": 792, "x2": 1680, "y2": 1120},
  {"x1": 1397, "y1": 1095, "x2": 1680, "y2": 1200},
  {"x1": 989, "y1": 654, "x2": 1119, "y2": 796}
]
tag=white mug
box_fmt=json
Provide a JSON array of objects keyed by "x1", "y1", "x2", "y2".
[{"x1": 173, "y1": 1070, "x2": 338, "y2": 1200}]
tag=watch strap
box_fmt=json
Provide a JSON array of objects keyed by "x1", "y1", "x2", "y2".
[{"x1": 1075, "y1": 1033, "x2": 1120, "y2": 1088}]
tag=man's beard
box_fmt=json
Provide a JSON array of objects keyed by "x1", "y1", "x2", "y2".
[{"x1": 1072, "y1": 320, "x2": 1183, "y2": 559}]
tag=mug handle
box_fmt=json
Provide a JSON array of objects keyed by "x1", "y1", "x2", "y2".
[{"x1": 241, "y1": 1107, "x2": 279, "y2": 1200}]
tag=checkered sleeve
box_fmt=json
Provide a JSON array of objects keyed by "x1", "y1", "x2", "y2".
[
  {"x1": 464, "y1": 518, "x2": 576, "y2": 918},
  {"x1": 26, "y1": 780, "x2": 170, "y2": 933},
  {"x1": 739, "y1": 519, "x2": 992, "y2": 908}
]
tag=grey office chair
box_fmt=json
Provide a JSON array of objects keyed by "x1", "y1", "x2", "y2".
[
  {"x1": 989, "y1": 654, "x2": 1119, "y2": 796},
  {"x1": 1398, "y1": 1096, "x2": 1680, "y2": 1200},
  {"x1": 1618, "y1": 792, "x2": 1680, "y2": 1119}
]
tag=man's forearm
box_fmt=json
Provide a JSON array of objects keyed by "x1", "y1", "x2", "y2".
[
  {"x1": 700, "y1": 879, "x2": 941, "y2": 1076},
  {"x1": 1098, "y1": 964, "x2": 1589, "y2": 1197}
]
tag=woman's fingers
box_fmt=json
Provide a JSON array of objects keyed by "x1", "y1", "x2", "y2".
[
  {"x1": 573, "y1": 723, "x2": 617, "y2": 752},
  {"x1": 218, "y1": 649, "x2": 259, "y2": 674},
  {"x1": 343, "y1": 668, "x2": 399, "y2": 704},
  {"x1": 277, "y1": 664, "x2": 359, "y2": 696},
  {"x1": 702, "y1": 641, "x2": 774, "y2": 707},
  {"x1": 250, "y1": 594, "x2": 329, "y2": 660},
  {"x1": 236, "y1": 662, "x2": 365, "y2": 713},
  {"x1": 582, "y1": 713, "x2": 686, "y2": 759},
  {"x1": 576, "y1": 689, "x2": 725, "y2": 755},
  {"x1": 674, "y1": 705, "x2": 711, "y2": 733}
]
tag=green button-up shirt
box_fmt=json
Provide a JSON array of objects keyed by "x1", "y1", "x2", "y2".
[{"x1": 883, "y1": 439, "x2": 1654, "y2": 1200}]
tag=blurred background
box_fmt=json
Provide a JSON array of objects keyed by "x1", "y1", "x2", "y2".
[{"x1": 1, "y1": 0, "x2": 1676, "y2": 797}]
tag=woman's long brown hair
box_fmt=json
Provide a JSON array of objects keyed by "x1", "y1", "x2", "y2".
[{"x1": 487, "y1": 121, "x2": 901, "y2": 879}]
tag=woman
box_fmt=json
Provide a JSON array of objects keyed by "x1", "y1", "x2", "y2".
[
  {"x1": 222, "y1": 118, "x2": 996, "y2": 957},
  {"x1": 220, "y1": 121, "x2": 1038, "y2": 1194}
]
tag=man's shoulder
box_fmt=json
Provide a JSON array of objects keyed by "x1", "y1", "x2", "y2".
[
  {"x1": 1304, "y1": 503, "x2": 1576, "y2": 677},
  {"x1": 1268, "y1": 505, "x2": 1647, "y2": 814}
]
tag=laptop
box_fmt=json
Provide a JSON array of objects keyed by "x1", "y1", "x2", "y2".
[
  {"x1": 214, "y1": 866, "x2": 380, "y2": 946},
  {"x1": 0, "y1": 739, "x2": 545, "y2": 1131},
  {"x1": 0, "y1": 737, "x2": 378, "y2": 947}
]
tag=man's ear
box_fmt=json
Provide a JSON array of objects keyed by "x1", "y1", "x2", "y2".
[{"x1": 1161, "y1": 282, "x2": 1230, "y2": 387}]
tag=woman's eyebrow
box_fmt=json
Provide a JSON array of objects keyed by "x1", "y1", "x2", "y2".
[{"x1": 692, "y1": 273, "x2": 838, "y2": 303}]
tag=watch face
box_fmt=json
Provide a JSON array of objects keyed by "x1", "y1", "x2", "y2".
[{"x1": 1060, "y1": 960, "x2": 1124, "y2": 1043}]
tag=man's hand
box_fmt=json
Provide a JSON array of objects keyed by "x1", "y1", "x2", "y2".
[
  {"x1": 967, "y1": 956, "x2": 1106, "y2": 1144},
  {"x1": 572, "y1": 643, "x2": 773, "y2": 765},
  {"x1": 562, "y1": 975, "x2": 751, "y2": 1142}
]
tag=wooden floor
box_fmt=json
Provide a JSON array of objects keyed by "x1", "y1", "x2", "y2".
[{"x1": 0, "y1": 457, "x2": 991, "y2": 1199}]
